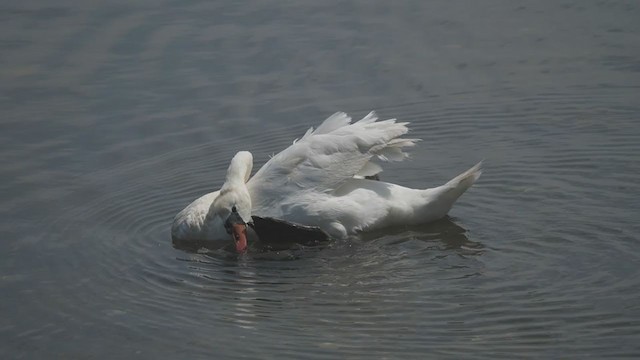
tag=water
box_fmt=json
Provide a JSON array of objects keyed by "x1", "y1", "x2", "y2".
[{"x1": 2, "y1": 1, "x2": 640, "y2": 358}]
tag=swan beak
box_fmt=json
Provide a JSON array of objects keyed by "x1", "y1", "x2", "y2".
[
  {"x1": 225, "y1": 208, "x2": 248, "y2": 253},
  {"x1": 231, "y1": 223, "x2": 248, "y2": 253}
]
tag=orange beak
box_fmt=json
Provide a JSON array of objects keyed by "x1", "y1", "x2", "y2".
[{"x1": 231, "y1": 223, "x2": 248, "y2": 253}]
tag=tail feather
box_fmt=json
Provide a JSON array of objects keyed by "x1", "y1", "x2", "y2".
[
  {"x1": 445, "y1": 161, "x2": 483, "y2": 190},
  {"x1": 440, "y1": 161, "x2": 483, "y2": 203},
  {"x1": 420, "y1": 162, "x2": 482, "y2": 220}
]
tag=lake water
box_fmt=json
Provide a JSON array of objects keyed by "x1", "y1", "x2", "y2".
[{"x1": 2, "y1": 1, "x2": 640, "y2": 358}]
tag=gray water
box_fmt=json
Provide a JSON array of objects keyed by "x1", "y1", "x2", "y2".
[{"x1": 2, "y1": 1, "x2": 640, "y2": 358}]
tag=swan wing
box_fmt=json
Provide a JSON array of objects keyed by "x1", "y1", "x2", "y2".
[{"x1": 247, "y1": 111, "x2": 418, "y2": 214}]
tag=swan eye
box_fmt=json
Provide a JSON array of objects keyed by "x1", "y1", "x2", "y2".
[{"x1": 231, "y1": 205, "x2": 237, "y2": 213}]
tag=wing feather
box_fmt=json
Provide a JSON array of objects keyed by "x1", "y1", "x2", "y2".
[{"x1": 248, "y1": 112, "x2": 418, "y2": 214}]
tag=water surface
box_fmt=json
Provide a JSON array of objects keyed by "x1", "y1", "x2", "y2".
[{"x1": 2, "y1": 1, "x2": 640, "y2": 358}]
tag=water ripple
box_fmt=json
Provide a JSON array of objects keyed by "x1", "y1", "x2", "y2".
[{"x1": 3, "y1": 1, "x2": 640, "y2": 356}]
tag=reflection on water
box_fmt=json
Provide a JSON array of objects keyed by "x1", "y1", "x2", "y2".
[
  {"x1": 363, "y1": 216, "x2": 482, "y2": 252},
  {"x1": 2, "y1": 0, "x2": 640, "y2": 358}
]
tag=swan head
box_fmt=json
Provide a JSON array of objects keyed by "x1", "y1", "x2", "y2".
[
  {"x1": 210, "y1": 151, "x2": 254, "y2": 252},
  {"x1": 224, "y1": 205, "x2": 249, "y2": 252}
]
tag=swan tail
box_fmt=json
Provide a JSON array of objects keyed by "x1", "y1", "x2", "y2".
[
  {"x1": 420, "y1": 162, "x2": 482, "y2": 220},
  {"x1": 445, "y1": 161, "x2": 483, "y2": 191}
]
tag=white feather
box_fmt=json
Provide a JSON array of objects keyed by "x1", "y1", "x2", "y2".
[
  {"x1": 171, "y1": 112, "x2": 482, "y2": 242},
  {"x1": 355, "y1": 161, "x2": 383, "y2": 178}
]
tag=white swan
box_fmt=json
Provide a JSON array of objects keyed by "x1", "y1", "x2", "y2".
[{"x1": 172, "y1": 112, "x2": 481, "y2": 252}]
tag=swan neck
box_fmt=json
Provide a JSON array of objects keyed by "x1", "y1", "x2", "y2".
[{"x1": 224, "y1": 151, "x2": 253, "y2": 186}]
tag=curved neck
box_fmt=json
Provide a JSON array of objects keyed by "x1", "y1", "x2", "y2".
[
  {"x1": 214, "y1": 151, "x2": 254, "y2": 224},
  {"x1": 222, "y1": 151, "x2": 253, "y2": 189}
]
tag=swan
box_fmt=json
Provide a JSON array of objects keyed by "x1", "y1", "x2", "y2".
[{"x1": 171, "y1": 112, "x2": 481, "y2": 252}]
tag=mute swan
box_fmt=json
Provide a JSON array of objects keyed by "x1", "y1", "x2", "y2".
[{"x1": 172, "y1": 112, "x2": 481, "y2": 252}]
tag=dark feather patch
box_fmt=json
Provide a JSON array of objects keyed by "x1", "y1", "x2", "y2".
[{"x1": 249, "y1": 216, "x2": 331, "y2": 247}]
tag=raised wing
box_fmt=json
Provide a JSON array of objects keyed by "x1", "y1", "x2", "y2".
[{"x1": 247, "y1": 111, "x2": 418, "y2": 213}]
